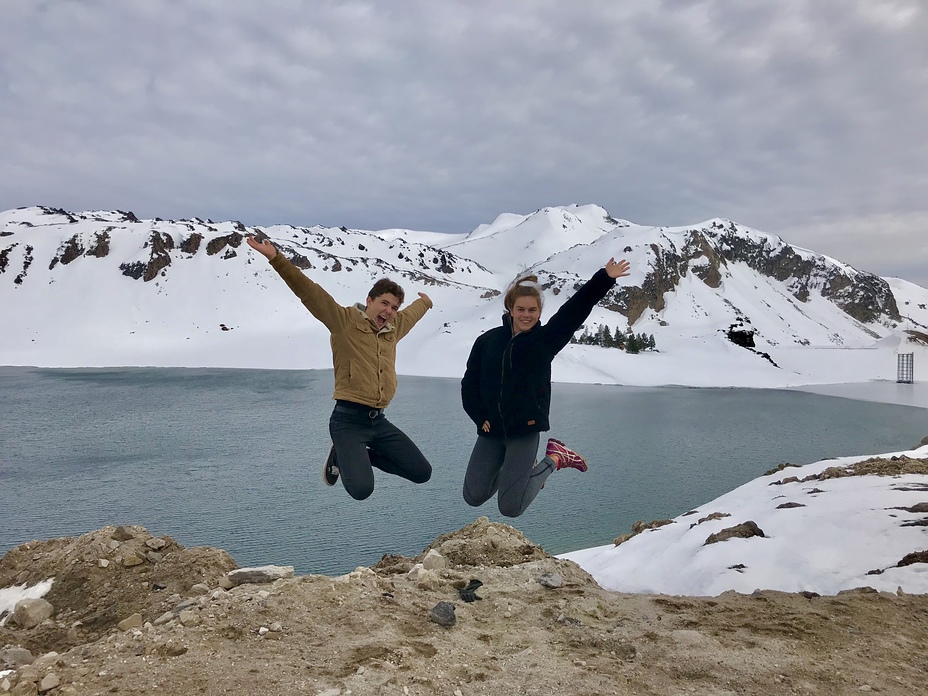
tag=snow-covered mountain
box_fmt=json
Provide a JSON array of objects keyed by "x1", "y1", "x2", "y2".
[{"x1": 2, "y1": 204, "x2": 927, "y2": 385}]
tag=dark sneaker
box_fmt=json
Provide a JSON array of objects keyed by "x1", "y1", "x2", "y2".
[
  {"x1": 323, "y1": 444, "x2": 340, "y2": 486},
  {"x1": 545, "y1": 437, "x2": 588, "y2": 472}
]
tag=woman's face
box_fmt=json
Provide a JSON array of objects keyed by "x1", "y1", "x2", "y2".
[{"x1": 510, "y1": 295, "x2": 541, "y2": 333}]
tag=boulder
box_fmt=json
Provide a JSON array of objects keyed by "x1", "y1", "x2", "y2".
[
  {"x1": 10, "y1": 598, "x2": 53, "y2": 629},
  {"x1": 222, "y1": 565, "x2": 294, "y2": 588}
]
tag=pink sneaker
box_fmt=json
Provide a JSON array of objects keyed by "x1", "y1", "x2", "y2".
[{"x1": 545, "y1": 438, "x2": 588, "y2": 472}]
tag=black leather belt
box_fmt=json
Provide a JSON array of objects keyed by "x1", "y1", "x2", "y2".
[{"x1": 334, "y1": 400, "x2": 384, "y2": 419}]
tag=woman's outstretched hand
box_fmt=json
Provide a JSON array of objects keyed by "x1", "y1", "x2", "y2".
[
  {"x1": 246, "y1": 236, "x2": 278, "y2": 260},
  {"x1": 605, "y1": 257, "x2": 631, "y2": 279}
]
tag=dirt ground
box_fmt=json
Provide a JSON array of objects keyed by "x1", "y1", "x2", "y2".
[{"x1": 2, "y1": 518, "x2": 928, "y2": 696}]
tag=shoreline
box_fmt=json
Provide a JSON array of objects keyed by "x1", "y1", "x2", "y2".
[{"x1": 789, "y1": 379, "x2": 928, "y2": 410}]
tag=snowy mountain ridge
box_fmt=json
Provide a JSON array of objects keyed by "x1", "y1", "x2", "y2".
[{"x1": 2, "y1": 204, "x2": 927, "y2": 385}]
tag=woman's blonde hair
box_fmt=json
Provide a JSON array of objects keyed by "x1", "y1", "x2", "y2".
[{"x1": 504, "y1": 274, "x2": 544, "y2": 313}]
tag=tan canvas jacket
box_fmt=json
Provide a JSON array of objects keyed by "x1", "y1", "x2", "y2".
[{"x1": 269, "y1": 254, "x2": 432, "y2": 408}]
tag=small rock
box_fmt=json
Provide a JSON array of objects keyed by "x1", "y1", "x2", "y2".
[
  {"x1": 111, "y1": 526, "x2": 136, "y2": 541},
  {"x1": 258, "y1": 627, "x2": 270, "y2": 636},
  {"x1": 406, "y1": 563, "x2": 424, "y2": 580},
  {"x1": 153, "y1": 611, "x2": 174, "y2": 626},
  {"x1": 0, "y1": 646, "x2": 35, "y2": 668},
  {"x1": 422, "y1": 549, "x2": 447, "y2": 570},
  {"x1": 30, "y1": 653, "x2": 59, "y2": 671},
  {"x1": 537, "y1": 572, "x2": 563, "y2": 589},
  {"x1": 16, "y1": 665, "x2": 38, "y2": 682},
  {"x1": 315, "y1": 689, "x2": 341, "y2": 696},
  {"x1": 97, "y1": 558, "x2": 110, "y2": 568},
  {"x1": 189, "y1": 583, "x2": 210, "y2": 595},
  {"x1": 146, "y1": 551, "x2": 163, "y2": 563},
  {"x1": 117, "y1": 613, "x2": 143, "y2": 631},
  {"x1": 37, "y1": 673, "x2": 59, "y2": 693},
  {"x1": 704, "y1": 520, "x2": 766, "y2": 545},
  {"x1": 417, "y1": 569, "x2": 440, "y2": 591},
  {"x1": 145, "y1": 537, "x2": 167, "y2": 550},
  {"x1": 178, "y1": 610, "x2": 199, "y2": 627},
  {"x1": 11, "y1": 680, "x2": 38, "y2": 696},
  {"x1": 0, "y1": 677, "x2": 10, "y2": 693},
  {"x1": 269, "y1": 622, "x2": 282, "y2": 632},
  {"x1": 108, "y1": 540, "x2": 120, "y2": 550},
  {"x1": 429, "y1": 601, "x2": 456, "y2": 627},
  {"x1": 122, "y1": 554, "x2": 144, "y2": 567}
]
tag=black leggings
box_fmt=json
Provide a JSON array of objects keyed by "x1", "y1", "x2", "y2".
[
  {"x1": 462, "y1": 432, "x2": 555, "y2": 517},
  {"x1": 329, "y1": 403, "x2": 431, "y2": 500}
]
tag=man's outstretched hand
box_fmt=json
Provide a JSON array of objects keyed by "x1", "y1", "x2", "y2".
[{"x1": 246, "y1": 236, "x2": 278, "y2": 260}]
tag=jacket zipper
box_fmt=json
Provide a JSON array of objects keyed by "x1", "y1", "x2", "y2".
[{"x1": 497, "y1": 326, "x2": 520, "y2": 439}]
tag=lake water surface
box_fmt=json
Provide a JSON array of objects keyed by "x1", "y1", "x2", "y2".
[{"x1": 1, "y1": 367, "x2": 926, "y2": 575}]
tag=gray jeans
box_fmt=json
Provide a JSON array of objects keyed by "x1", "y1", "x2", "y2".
[
  {"x1": 329, "y1": 402, "x2": 431, "y2": 500},
  {"x1": 462, "y1": 432, "x2": 555, "y2": 517}
]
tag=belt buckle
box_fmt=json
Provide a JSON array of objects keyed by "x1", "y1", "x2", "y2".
[{"x1": 369, "y1": 409, "x2": 380, "y2": 419}]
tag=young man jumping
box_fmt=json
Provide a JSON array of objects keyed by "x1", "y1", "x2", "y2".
[{"x1": 246, "y1": 236, "x2": 433, "y2": 500}]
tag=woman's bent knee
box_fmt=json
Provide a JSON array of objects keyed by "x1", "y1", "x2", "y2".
[{"x1": 497, "y1": 499, "x2": 525, "y2": 518}]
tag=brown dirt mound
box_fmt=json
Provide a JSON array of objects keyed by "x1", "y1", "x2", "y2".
[{"x1": 0, "y1": 525, "x2": 236, "y2": 654}]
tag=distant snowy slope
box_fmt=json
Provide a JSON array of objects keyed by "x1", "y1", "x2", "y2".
[
  {"x1": 886, "y1": 276, "x2": 928, "y2": 330},
  {"x1": 440, "y1": 204, "x2": 622, "y2": 277}
]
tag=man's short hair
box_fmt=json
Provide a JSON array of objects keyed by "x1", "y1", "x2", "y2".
[{"x1": 368, "y1": 278, "x2": 405, "y2": 304}]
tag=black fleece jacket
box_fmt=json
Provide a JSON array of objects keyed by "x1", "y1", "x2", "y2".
[{"x1": 461, "y1": 268, "x2": 617, "y2": 438}]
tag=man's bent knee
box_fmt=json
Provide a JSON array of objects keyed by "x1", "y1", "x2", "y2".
[
  {"x1": 410, "y1": 466, "x2": 432, "y2": 484},
  {"x1": 345, "y1": 482, "x2": 375, "y2": 501}
]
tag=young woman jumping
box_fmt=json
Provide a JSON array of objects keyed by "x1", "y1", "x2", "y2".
[{"x1": 461, "y1": 257, "x2": 631, "y2": 517}]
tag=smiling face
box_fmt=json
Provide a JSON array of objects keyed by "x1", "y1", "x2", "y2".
[
  {"x1": 510, "y1": 295, "x2": 541, "y2": 334},
  {"x1": 365, "y1": 292, "x2": 401, "y2": 329}
]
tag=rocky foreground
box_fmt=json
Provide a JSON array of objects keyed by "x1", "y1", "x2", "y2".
[{"x1": 2, "y1": 519, "x2": 928, "y2": 696}]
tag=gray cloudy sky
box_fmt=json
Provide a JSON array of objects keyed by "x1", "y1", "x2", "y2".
[{"x1": 2, "y1": 0, "x2": 927, "y2": 286}]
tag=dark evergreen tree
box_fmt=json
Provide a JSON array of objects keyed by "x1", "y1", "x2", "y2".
[{"x1": 614, "y1": 327, "x2": 626, "y2": 350}]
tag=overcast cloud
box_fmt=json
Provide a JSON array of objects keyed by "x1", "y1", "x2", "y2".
[{"x1": 1, "y1": 0, "x2": 926, "y2": 286}]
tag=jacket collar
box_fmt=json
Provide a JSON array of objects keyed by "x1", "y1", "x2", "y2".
[
  {"x1": 501, "y1": 312, "x2": 540, "y2": 336},
  {"x1": 354, "y1": 303, "x2": 395, "y2": 333}
]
